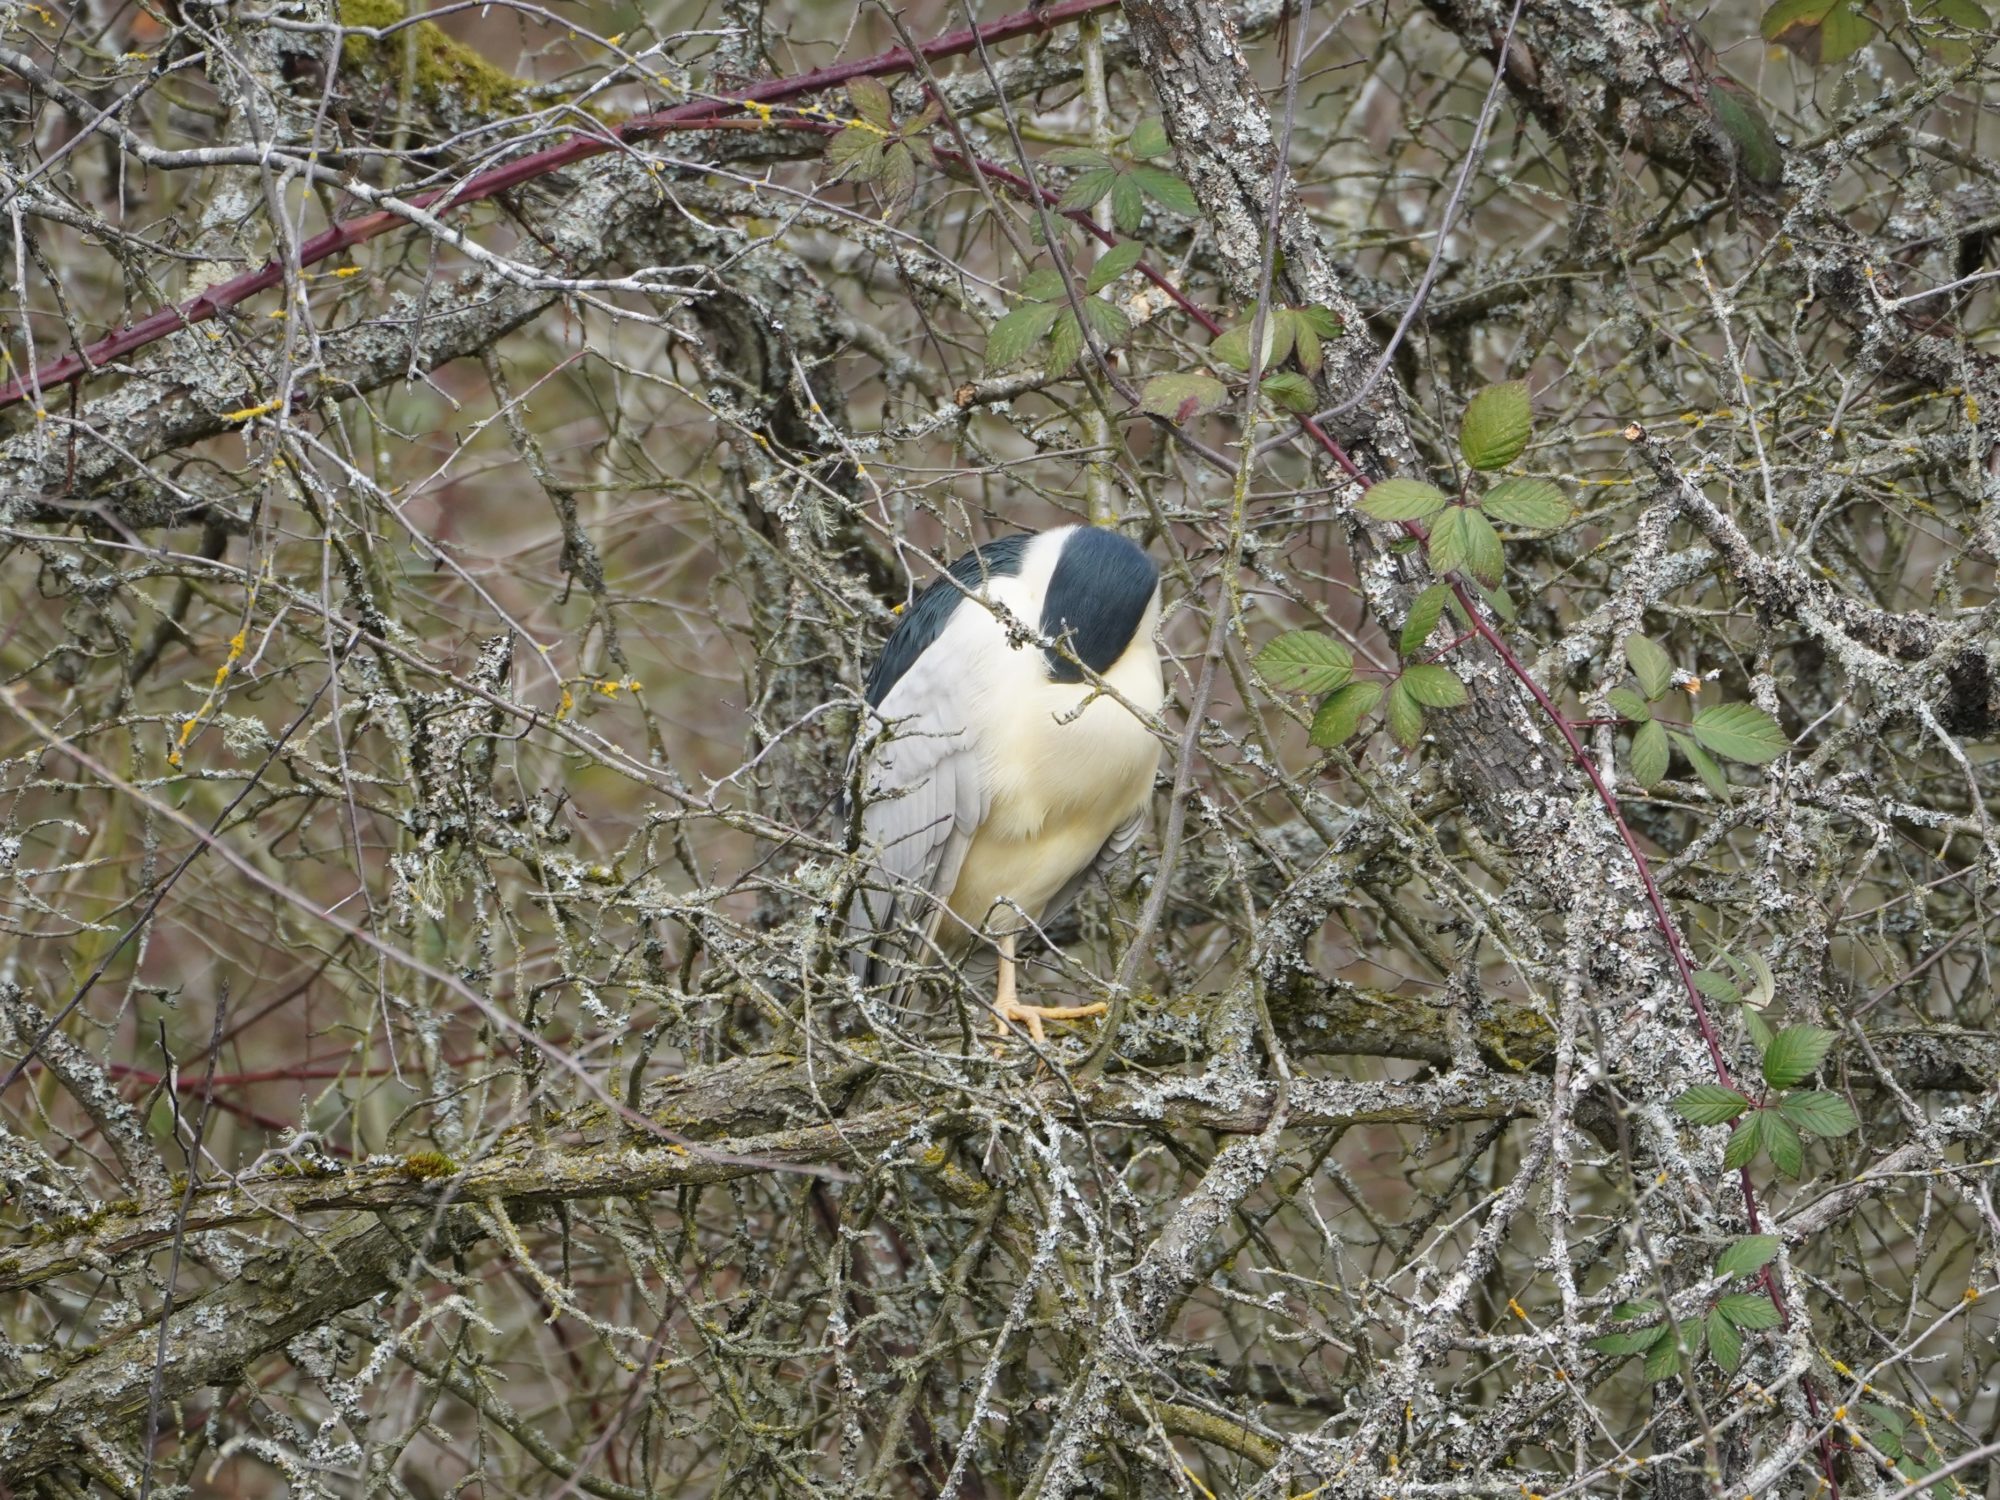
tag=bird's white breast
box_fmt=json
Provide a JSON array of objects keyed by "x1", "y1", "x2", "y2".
[{"x1": 939, "y1": 534, "x2": 1164, "y2": 935}]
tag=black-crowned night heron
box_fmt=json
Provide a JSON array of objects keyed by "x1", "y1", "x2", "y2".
[{"x1": 848, "y1": 524, "x2": 1163, "y2": 1042}]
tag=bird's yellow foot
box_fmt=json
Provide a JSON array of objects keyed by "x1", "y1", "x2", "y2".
[{"x1": 991, "y1": 996, "x2": 1108, "y2": 1045}]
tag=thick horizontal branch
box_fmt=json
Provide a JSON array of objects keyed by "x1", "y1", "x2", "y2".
[
  {"x1": 0, "y1": 1069, "x2": 1527, "y2": 1479},
  {"x1": 6, "y1": 982, "x2": 1989, "y2": 1303}
]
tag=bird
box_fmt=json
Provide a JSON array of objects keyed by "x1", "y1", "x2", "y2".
[{"x1": 847, "y1": 524, "x2": 1164, "y2": 1043}]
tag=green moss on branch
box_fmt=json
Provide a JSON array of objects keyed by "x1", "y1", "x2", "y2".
[{"x1": 338, "y1": 0, "x2": 527, "y2": 120}]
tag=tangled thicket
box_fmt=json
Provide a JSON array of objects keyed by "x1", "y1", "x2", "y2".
[{"x1": 0, "y1": 0, "x2": 1996, "y2": 1494}]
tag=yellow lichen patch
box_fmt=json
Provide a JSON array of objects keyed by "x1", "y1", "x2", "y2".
[{"x1": 168, "y1": 584, "x2": 260, "y2": 766}]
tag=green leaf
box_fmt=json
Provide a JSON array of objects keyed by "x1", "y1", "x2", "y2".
[
  {"x1": 847, "y1": 76, "x2": 895, "y2": 130},
  {"x1": 1762, "y1": 1025, "x2": 1836, "y2": 1088},
  {"x1": 1593, "y1": 1323, "x2": 1669, "y2": 1356},
  {"x1": 1861, "y1": 1403, "x2": 1906, "y2": 1458},
  {"x1": 1127, "y1": 163, "x2": 1197, "y2": 216},
  {"x1": 1257, "y1": 632, "x2": 1354, "y2": 695},
  {"x1": 1200, "y1": 320, "x2": 1248, "y2": 370},
  {"x1": 1715, "y1": 1234, "x2": 1780, "y2": 1277},
  {"x1": 1109, "y1": 173, "x2": 1146, "y2": 234},
  {"x1": 1673, "y1": 1083, "x2": 1749, "y2": 1126},
  {"x1": 1085, "y1": 241, "x2": 1144, "y2": 293},
  {"x1": 1481, "y1": 477, "x2": 1570, "y2": 530},
  {"x1": 1019, "y1": 268, "x2": 1067, "y2": 301},
  {"x1": 1357, "y1": 478, "x2": 1451, "y2": 523},
  {"x1": 1778, "y1": 1090, "x2": 1858, "y2": 1137},
  {"x1": 1047, "y1": 309, "x2": 1084, "y2": 375},
  {"x1": 1386, "y1": 677, "x2": 1425, "y2": 749},
  {"x1": 1427, "y1": 506, "x2": 1471, "y2": 578},
  {"x1": 1643, "y1": 1325, "x2": 1689, "y2": 1381},
  {"x1": 1761, "y1": 0, "x2": 1873, "y2": 62},
  {"x1": 1745, "y1": 1007, "x2": 1775, "y2": 1051},
  {"x1": 1459, "y1": 380, "x2": 1533, "y2": 471},
  {"x1": 1045, "y1": 146, "x2": 1114, "y2": 169},
  {"x1": 1913, "y1": 0, "x2": 1989, "y2": 58},
  {"x1": 1293, "y1": 318, "x2": 1323, "y2": 377},
  {"x1": 1460, "y1": 508, "x2": 1505, "y2": 587},
  {"x1": 1138, "y1": 371, "x2": 1228, "y2": 424},
  {"x1": 1128, "y1": 117, "x2": 1170, "y2": 158},
  {"x1": 1608, "y1": 688, "x2": 1653, "y2": 723},
  {"x1": 1671, "y1": 731, "x2": 1731, "y2": 801},
  {"x1": 1735, "y1": 951, "x2": 1776, "y2": 1011},
  {"x1": 985, "y1": 301, "x2": 1062, "y2": 368},
  {"x1": 1631, "y1": 717, "x2": 1671, "y2": 790},
  {"x1": 1763, "y1": 1111, "x2": 1805, "y2": 1176},
  {"x1": 1261, "y1": 371, "x2": 1318, "y2": 413},
  {"x1": 1401, "y1": 664, "x2": 1468, "y2": 709},
  {"x1": 1707, "y1": 1308, "x2": 1743, "y2": 1373},
  {"x1": 1059, "y1": 168, "x2": 1119, "y2": 213},
  {"x1": 1722, "y1": 1112, "x2": 1764, "y2": 1170},
  {"x1": 1624, "y1": 634, "x2": 1675, "y2": 700},
  {"x1": 1692, "y1": 703, "x2": 1789, "y2": 765},
  {"x1": 1816, "y1": 2, "x2": 1874, "y2": 58},
  {"x1": 1612, "y1": 1300, "x2": 1661, "y2": 1320},
  {"x1": 1310, "y1": 680, "x2": 1383, "y2": 746},
  {"x1": 1215, "y1": 313, "x2": 1295, "y2": 374},
  {"x1": 1693, "y1": 969, "x2": 1742, "y2": 1005},
  {"x1": 828, "y1": 126, "x2": 885, "y2": 171},
  {"x1": 1082, "y1": 295, "x2": 1130, "y2": 344},
  {"x1": 1894, "y1": 1459, "x2": 1951, "y2": 1500},
  {"x1": 1716, "y1": 1292, "x2": 1783, "y2": 1330},
  {"x1": 1401, "y1": 584, "x2": 1449, "y2": 657},
  {"x1": 879, "y1": 141, "x2": 916, "y2": 207},
  {"x1": 1706, "y1": 82, "x2": 1785, "y2": 187},
  {"x1": 1298, "y1": 306, "x2": 1343, "y2": 338}
]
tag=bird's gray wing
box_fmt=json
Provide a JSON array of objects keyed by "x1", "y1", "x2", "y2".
[
  {"x1": 848, "y1": 647, "x2": 990, "y2": 990},
  {"x1": 1038, "y1": 806, "x2": 1146, "y2": 935}
]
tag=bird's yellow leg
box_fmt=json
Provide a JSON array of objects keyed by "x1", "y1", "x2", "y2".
[{"x1": 991, "y1": 930, "x2": 1108, "y2": 1045}]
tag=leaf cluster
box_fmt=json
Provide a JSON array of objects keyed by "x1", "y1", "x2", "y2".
[
  {"x1": 1859, "y1": 1402, "x2": 1958, "y2": 1497},
  {"x1": 825, "y1": 77, "x2": 942, "y2": 215},
  {"x1": 1046, "y1": 118, "x2": 1197, "y2": 233},
  {"x1": 1611, "y1": 635, "x2": 1788, "y2": 795},
  {"x1": 1590, "y1": 1235, "x2": 1783, "y2": 1376},
  {"x1": 984, "y1": 250, "x2": 1140, "y2": 375},
  {"x1": 1254, "y1": 631, "x2": 1469, "y2": 753},
  {"x1": 1137, "y1": 303, "x2": 1344, "y2": 423},
  {"x1": 1670, "y1": 1024, "x2": 1858, "y2": 1177},
  {"x1": 1353, "y1": 384, "x2": 1569, "y2": 590}
]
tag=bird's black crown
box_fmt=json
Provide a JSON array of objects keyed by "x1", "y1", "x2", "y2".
[
  {"x1": 864, "y1": 527, "x2": 1156, "y2": 705},
  {"x1": 1040, "y1": 526, "x2": 1158, "y2": 682}
]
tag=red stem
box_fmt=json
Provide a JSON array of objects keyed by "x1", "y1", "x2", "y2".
[{"x1": 0, "y1": 0, "x2": 1121, "y2": 412}]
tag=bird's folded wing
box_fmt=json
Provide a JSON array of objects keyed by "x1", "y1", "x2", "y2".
[
  {"x1": 1041, "y1": 805, "x2": 1145, "y2": 931},
  {"x1": 849, "y1": 652, "x2": 991, "y2": 984}
]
